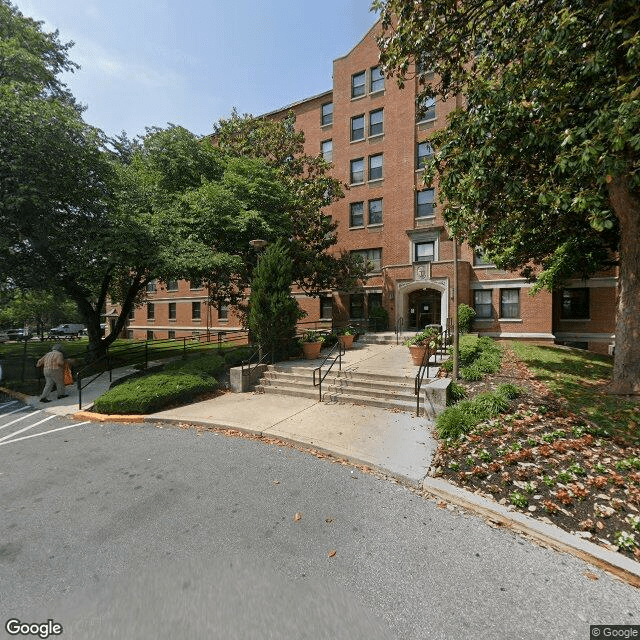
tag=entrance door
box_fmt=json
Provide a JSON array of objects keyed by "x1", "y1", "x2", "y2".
[{"x1": 407, "y1": 289, "x2": 441, "y2": 330}]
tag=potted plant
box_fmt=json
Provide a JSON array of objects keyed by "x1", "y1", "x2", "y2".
[
  {"x1": 298, "y1": 330, "x2": 325, "y2": 359},
  {"x1": 337, "y1": 327, "x2": 355, "y2": 349},
  {"x1": 405, "y1": 327, "x2": 441, "y2": 366}
]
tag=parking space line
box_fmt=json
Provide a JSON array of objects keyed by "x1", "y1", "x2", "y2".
[
  {"x1": 0, "y1": 401, "x2": 19, "y2": 409},
  {"x1": 0, "y1": 414, "x2": 56, "y2": 443},
  {"x1": 0, "y1": 405, "x2": 30, "y2": 420},
  {"x1": 0, "y1": 408, "x2": 40, "y2": 431},
  {"x1": 0, "y1": 421, "x2": 91, "y2": 447}
]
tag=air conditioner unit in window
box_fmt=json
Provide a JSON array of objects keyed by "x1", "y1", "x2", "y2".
[{"x1": 608, "y1": 343, "x2": 615, "y2": 356}]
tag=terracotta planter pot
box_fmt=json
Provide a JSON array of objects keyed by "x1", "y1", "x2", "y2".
[
  {"x1": 302, "y1": 341, "x2": 323, "y2": 359},
  {"x1": 409, "y1": 344, "x2": 429, "y2": 366},
  {"x1": 338, "y1": 334, "x2": 354, "y2": 349}
]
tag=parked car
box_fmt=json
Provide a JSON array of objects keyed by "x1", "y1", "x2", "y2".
[
  {"x1": 0, "y1": 331, "x2": 9, "y2": 343},
  {"x1": 49, "y1": 324, "x2": 85, "y2": 338},
  {"x1": 5, "y1": 328, "x2": 33, "y2": 341}
]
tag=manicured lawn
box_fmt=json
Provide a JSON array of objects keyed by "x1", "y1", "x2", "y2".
[{"x1": 433, "y1": 341, "x2": 640, "y2": 560}]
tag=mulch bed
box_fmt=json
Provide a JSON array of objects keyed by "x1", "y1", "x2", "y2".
[{"x1": 431, "y1": 347, "x2": 640, "y2": 560}]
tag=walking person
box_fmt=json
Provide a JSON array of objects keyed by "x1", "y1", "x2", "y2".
[{"x1": 37, "y1": 344, "x2": 68, "y2": 402}]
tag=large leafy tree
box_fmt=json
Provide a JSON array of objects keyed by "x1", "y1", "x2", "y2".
[
  {"x1": 213, "y1": 111, "x2": 368, "y2": 296},
  {"x1": 374, "y1": 0, "x2": 640, "y2": 394}
]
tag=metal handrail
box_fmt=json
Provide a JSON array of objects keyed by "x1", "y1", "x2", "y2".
[
  {"x1": 395, "y1": 316, "x2": 405, "y2": 345},
  {"x1": 312, "y1": 341, "x2": 346, "y2": 402},
  {"x1": 414, "y1": 327, "x2": 446, "y2": 417},
  {"x1": 241, "y1": 349, "x2": 271, "y2": 381},
  {"x1": 76, "y1": 353, "x2": 112, "y2": 410}
]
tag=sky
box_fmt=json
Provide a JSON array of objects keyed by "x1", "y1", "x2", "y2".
[{"x1": 15, "y1": 0, "x2": 379, "y2": 140}]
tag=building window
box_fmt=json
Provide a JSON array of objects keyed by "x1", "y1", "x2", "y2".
[
  {"x1": 417, "y1": 141, "x2": 433, "y2": 169},
  {"x1": 560, "y1": 288, "x2": 590, "y2": 319},
  {"x1": 190, "y1": 279, "x2": 202, "y2": 290},
  {"x1": 321, "y1": 139, "x2": 333, "y2": 162},
  {"x1": 414, "y1": 241, "x2": 435, "y2": 263},
  {"x1": 351, "y1": 115, "x2": 365, "y2": 141},
  {"x1": 350, "y1": 158, "x2": 365, "y2": 184},
  {"x1": 368, "y1": 292, "x2": 383, "y2": 311},
  {"x1": 370, "y1": 66, "x2": 384, "y2": 93},
  {"x1": 368, "y1": 154, "x2": 383, "y2": 181},
  {"x1": 218, "y1": 304, "x2": 228, "y2": 320},
  {"x1": 350, "y1": 202, "x2": 364, "y2": 227},
  {"x1": 146, "y1": 279, "x2": 157, "y2": 293},
  {"x1": 474, "y1": 290, "x2": 493, "y2": 319},
  {"x1": 352, "y1": 248, "x2": 382, "y2": 273},
  {"x1": 168, "y1": 330, "x2": 176, "y2": 340},
  {"x1": 369, "y1": 109, "x2": 383, "y2": 136},
  {"x1": 351, "y1": 71, "x2": 366, "y2": 98},
  {"x1": 320, "y1": 296, "x2": 333, "y2": 319},
  {"x1": 321, "y1": 102, "x2": 333, "y2": 126},
  {"x1": 368, "y1": 199, "x2": 383, "y2": 225},
  {"x1": 147, "y1": 303, "x2": 154, "y2": 320},
  {"x1": 166, "y1": 279, "x2": 178, "y2": 291},
  {"x1": 417, "y1": 96, "x2": 436, "y2": 122},
  {"x1": 146, "y1": 330, "x2": 154, "y2": 340},
  {"x1": 474, "y1": 249, "x2": 494, "y2": 266},
  {"x1": 416, "y1": 189, "x2": 435, "y2": 217},
  {"x1": 168, "y1": 302, "x2": 176, "y2": 320},
  {"x1": 128, "y1": 307, "x2": 135, "y2": 320},
  {"x1": 500, "y1": 289, "x2": 520, "y2": 319},
  {"x1": 192, "y1": 301, "x2": 201, "y2": 320},
  {"x1": 350, "y1": 293, "x2": 365, "y2": 319}
]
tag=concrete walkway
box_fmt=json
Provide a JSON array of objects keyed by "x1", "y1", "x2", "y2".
[{"x1": 151, "y1": 342, "x2": 438, "y2": 485}]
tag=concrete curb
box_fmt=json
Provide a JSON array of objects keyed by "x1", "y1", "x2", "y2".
[
  {"x1": 72, "y1": 410, "x2": 146, "y2": 423},
  {"x1": 423, "y1": 476, "x2": 640, "y2": 588},
  {"x1": 0, "y1": 386, "x2": 31, "y2": 403}
]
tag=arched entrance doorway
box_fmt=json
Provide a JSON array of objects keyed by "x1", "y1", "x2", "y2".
[{"x1": 407, "y1": 289, "x2": 442, "y2": 330}]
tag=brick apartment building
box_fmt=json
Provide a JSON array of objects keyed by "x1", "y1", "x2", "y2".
[{"x1": 125, "y1": 21, "x2": 617, "y2": 354}]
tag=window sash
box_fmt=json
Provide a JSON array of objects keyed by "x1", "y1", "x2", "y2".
[
  {"x1": 417, "y1": 97, "x2": 436, "y2": 121},
  {"x1": 368, "y1": 199, "x2": 383, "y2": 225},
  {"x1": 415, "y1": 241, "x2": 434, "y2": 263},
  {"x1": 417, "y1": 141, "x2": 433, "y2": 168},
  {"x1": 166, "y1": 279, "x2": 178, "y2": 291},
  {"x1": 168, "y1": 302, "x2": 176, "y2": 320},
  {"x1": 352, "y1": 72, "x2": 366, "y2": 97},
  {"x1": 321, "y1": 102, "x2": 333, "y2": 125},
  {"x1": 474, "y1": 290, "x2": 493, "y2": 318},
  {"x1": 218, "y1": 304, "x2": 228, "y2": 320},
  {"x1": 321, "y1": 140, "x2": 332, "y2": 162},
  {"x1": 368, "y1": 154, "x2": 383, "y2": 180},
  {"x1": 146, "y1": 279, "x2": 157, "y2": 293},
  {"x1": 147, "y1": 303, "x2": 154, "y2": 319},
  {"x1": 369, "y1": 109, "x2": 383, "y2": 136},
  {"x1": 500, "y1": 289, "x2": 520, "y2": 319},
  {"x1": 192, "y1": 302, "x2": 201, "y2": 320},
  {"x1": 351, "y1": 115, "x2": 365, "y2": 141},
  {"x1": 352, "y1": 249, "x2": 382, "y2": 273},
  {"x1": 370, "y1": 66, "x2": 384, "y2": 92},
  {"x1": 350, "y1": 202, "x2": 364, "y2": 227},
  {"x1": 350, "y1": 159, "x2": 365, "y2": 184},
  {"x1": 320, "y1": 296, "x2": 332, "y2": 319},
  {"x1": 416, "y1": 189, "x2": 435, "y2": 217},
  {"x1": 350, "y1": 293, "x2": 365, "y2": 318},
  {"x1": 560, "y1": 288, "x2": 590, "y2": 319}
]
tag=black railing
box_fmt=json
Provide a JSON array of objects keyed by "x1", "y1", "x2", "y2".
[
  {"x1": 312, "y1": 341, "x2": 346, "y2": 402},
  {"x1": 414, "y1": 323, "x2": 450, "y2": 417},
  {"x1": 241, "y1": 348, "x2": 271, "y2": 384},
  {"x1": 77, "y1": 353, "x2": 112, "y2": 410}
]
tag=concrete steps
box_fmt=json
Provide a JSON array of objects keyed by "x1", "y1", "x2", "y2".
[{"x1": 256, "y1": 364, "x2": 421, "y2": 414}]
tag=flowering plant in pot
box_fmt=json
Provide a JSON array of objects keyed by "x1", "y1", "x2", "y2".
[
  {"x1": 298, "y1": 331, "x2": 325, "y2": 359},
  {"x1": 404, "y1": 327, "x2": 441, "y2": 365},
  {"x1": 337, "y1": 327, "x2": 355, "y2": 349}
]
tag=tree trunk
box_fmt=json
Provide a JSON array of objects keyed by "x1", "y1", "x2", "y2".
[{"x1": 607, "y1": 178, "x2": 640, "y2": 395}]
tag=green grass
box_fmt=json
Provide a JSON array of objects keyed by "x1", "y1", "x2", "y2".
[
  {"x1": 509, "y1": 341, "x2": 640, "y2": 439},
  {"x1": 442, "y1": 335, "x2": 503, "y2": 381}
]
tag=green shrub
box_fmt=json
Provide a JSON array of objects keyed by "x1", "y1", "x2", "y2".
[
  {"x1": 497, "y1": 383, "x2": 521, "y2": 400},
  {"x1": 460, "y1": 365, "x2": 484, "y2": 381},
  {"x1": 473, "y1": 391, "x2": 510, "y2": 415},
  {"x1": 93, "y1": 372, "x2": 217, "y2": 414},
  {"x1": 223, "y1": 347, "x2": 254, "y2": 367},
  {"x1": 435, "y1": 406, "x2": 471, "y2": 439},
  {"x1": 457, "y1": 303, "x2": 476, "y2": 334},
  {"x1": 164, "y1": 353, "x2": 226, "y2": 377},
  {"x1": 447, "y1": 381, "x2": 467, "y2": 405}
]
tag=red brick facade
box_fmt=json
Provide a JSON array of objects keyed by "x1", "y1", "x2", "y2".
[{"x1": 125, "y1": 22, "x2": 616, "y2": 353}]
